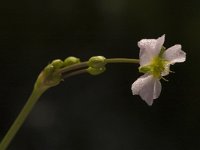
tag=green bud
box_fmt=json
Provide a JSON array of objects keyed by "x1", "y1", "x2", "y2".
[
  {"x1": 44, "y1": 64, "x2": 55, "y2": 75},
  {"x1": 87, "y1": 67, "x2": 106, "y2": 75},
  {"x1": 88, "y1": 56, "x2": 106, "y2": 68},
  {"x1": 34, "y1": 63, "x2": 62, "y2": 90},
  {"x1": 51, "y1": 59, "x2": 64, "y2": 69},
  {"x1": 64, "y1": 56, "x2": 80, "y2": 66}
]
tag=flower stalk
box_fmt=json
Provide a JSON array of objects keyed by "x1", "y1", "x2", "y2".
[
  {"x1": 0, "y1": 34, "x2": 186, "y2": 150},
  {"x1": 0, "y1": 57, "x2": 139, "y2": 150},
  {"x1": 0, "y1": 87, "x2": 46, "y2": 150}
]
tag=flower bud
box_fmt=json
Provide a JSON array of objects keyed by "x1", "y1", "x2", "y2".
[
  {"x1": 88, "y1": 56, "x2": 106, "y2": 68},
  {"x1": 51, "y1": 59, "x2": 64, "y2": 69},
  {"x1": 87, "y1": 67, "x2": 106, "y2": 75},
  {"x1": 44, "y1": 64, "x2": 54, "y2": 75},
  {"x1": 64, "y1": 56, "x2": 80, "y2": 66},
  {"x1": 35, "y1": 64, "x2": 62, "y2": 90}
]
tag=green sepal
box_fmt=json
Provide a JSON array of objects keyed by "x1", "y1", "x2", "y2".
[
  {"x1": 51, "y1": 59, "x2": 64, "y2": 69},
  {"x1": 88, "y1": 56, "x2": 106, "y2": 68},
  {"x1": 87, "y1": 67, "x2": 106, "y2": 75},
  {"x1": 159, "y1": 46, "x2": 166, "y2": 57},
  {"x1": 64, "y1": 56, "x2": 80, "y2": 66},
  {"x1": 139, "y1": 65, "x2": 152, "y2": 73},
  {"x1": 34, "y1": 63, "x2": 62, "y2": 90}
]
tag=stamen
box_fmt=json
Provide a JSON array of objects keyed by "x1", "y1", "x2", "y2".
[{"x1": 161, "y1": 77, "x2": 169, "y2": 81}]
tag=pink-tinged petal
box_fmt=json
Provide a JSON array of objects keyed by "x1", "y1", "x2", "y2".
[
  {"x1": 163, "y1": 44, "x2": 186, "y2": 64},
  {"x1": 155, "y1": 34, "x2": 165, "y2": 54},
  {"x1": 138, "y1": 39, "x2": 157, "y2": 66},
  {"x1": 131, "y1": 74, "x2": 150, "y2": 95},
  {"x1": 138, "y1": 35, "x2": 165, "y2": 66},
  {"x1": 153, "y1": 79, "x2": 162, "y2": 99},
  {"x1": 131, "y1": 74, "x2": 161, "y2": 106}
]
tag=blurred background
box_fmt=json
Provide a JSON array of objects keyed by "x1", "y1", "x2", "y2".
[{"x1": 0, "y1": 0, "x2": 199, "y2": 149}]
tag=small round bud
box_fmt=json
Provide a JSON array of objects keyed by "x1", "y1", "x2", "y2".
[
  {"x1": 88, "y1": 56, "x2": 106, "y2": 68},
  {"x1": 51, "y1": 59, "x2": 64, "y2": 69},
  {"x1": 44, "y1": 64, "x2": 54, "y2": 75},
  {"x1": 87, "y1": 67, "x2": 106, "y2": 75},
  {"x1": 64, "y1": 56, "x2": 80, "y2": 66}
]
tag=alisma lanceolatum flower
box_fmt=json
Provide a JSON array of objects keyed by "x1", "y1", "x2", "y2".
[
  {"x1": 0, "y1": 32, "x2": 188, "y2": 150},
  {"x1": 131, "y1": 35, "x2": 186, "y2": 106}
]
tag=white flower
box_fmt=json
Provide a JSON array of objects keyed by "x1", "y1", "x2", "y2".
[{"x1": 131, "y1": 35, "x2": 186, "y2": 106}]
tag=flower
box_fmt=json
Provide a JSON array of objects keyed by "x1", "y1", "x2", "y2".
[{"x1": 131, "y1": 35, "x2": 186, "y2": 106}]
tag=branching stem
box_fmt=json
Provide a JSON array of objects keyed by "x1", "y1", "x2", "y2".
[{"x1": 0, "y1": 57, "x2": 139, "y2": 150}]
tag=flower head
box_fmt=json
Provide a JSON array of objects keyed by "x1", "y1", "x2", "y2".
[{"x1": 131, "y1": 35, "x2": 186, "y2": 106}]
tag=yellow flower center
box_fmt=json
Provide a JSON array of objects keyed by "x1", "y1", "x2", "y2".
[
  {"x1": 150, "y1": 56, "x2": 167, "y2": 78},
  {"x1": 139, "y1": 56, "x2": 168, "y2": 78}
]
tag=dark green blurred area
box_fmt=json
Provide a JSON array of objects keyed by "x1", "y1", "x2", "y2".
[{"x1": 0, "y1": 0, "x2": 199, "y2": 149}]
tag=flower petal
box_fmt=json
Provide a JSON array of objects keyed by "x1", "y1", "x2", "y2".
[
  {"x1": 153, "y1": 79, "x2": 162, "y2": 99},
  {"x1": 163, "y1": 44, "x2": 186, "y2": 64},
  {"x1": 155, "y1": 34, "x2": 165, "y2": 54},
  {"x1": 131, "y1": 74, "x2": 161, "y2": 106},
  {"x1": 131, "y1": 74, "x2": 150, "y2": 95},
  {"x1": 138, "y1": 39, "x2": 157, "y2": 66},
  {"x1": 138, "y1": 35, "x2": 165, "y2": 66}
]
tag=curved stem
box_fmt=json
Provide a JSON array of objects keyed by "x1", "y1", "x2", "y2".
[
  {"x1": 58, "y1": 62, "x2": 88, "y2": 74},
  {"x1": 0, "y1": 88, "x2": 47, "y2": 150},
  {"x1": 59, "y1": 58, "x2": 139, "y2": 74},
  {"x1": 62, "y1": 69, "x2": 88, "y2": 79},
  {"x1": 0, "y1": 57, "x2": 139, "y2": 150}
]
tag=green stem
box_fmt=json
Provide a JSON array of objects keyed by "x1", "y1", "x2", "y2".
[
  {"x1": 59, "y1": 58, "x2": 139, "y2": 74},
  {"x1": 0, "y1": 57, "x2": 139, "y2": 150},
  {"x1": 0, "y1": 87, "x2": 47, "y2": 150},
  {"x1": 62, "y1": 69, "x2": 88, "y2": 79},
  {"x1": 105, "y1": 58, "x2": 139, "y2": 64},
  {"x1": 58, "y1": 62, "x2": 88, "y2": 74}
]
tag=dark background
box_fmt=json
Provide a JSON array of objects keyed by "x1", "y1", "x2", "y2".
[{"x1": 0, "y1": 0, "x2": 199, "y2": 150}]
